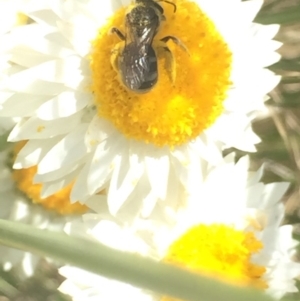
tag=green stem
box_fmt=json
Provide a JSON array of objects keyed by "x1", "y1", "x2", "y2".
[
  {"x1": 0, "y1": 219, "x2": 276, "y2": 301},
  {"x1": 0, "y1": 277, "x2": 19, "y2": 298}
]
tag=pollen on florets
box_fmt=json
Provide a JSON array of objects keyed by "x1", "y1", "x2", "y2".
[
  {"x1": 90, "y1": 0, "x2": 232, "y2": 147},
  {"x1": 162, "y1": 223, "x2": 267, "y2": 300}
]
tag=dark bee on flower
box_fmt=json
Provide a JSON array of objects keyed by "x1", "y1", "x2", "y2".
[{"x1": 110, "y1": 0, "x2": 188, "y2": 93}]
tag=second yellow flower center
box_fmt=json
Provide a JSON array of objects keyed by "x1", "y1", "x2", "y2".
[{"x1": 162, "y1": 224, "x2": 267, "y2": 301}]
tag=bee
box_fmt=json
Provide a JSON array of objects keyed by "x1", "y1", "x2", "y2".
[{"x1": 110, "y1": 0, "x2": 187, "y2": 93}]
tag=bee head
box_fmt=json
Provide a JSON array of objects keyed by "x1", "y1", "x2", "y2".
[
  {"x1": 135, "y1": 0, "x2": 164, "y2": 14},
  {"x1": 128, "y1": 6, "x2": 162, "y2": 26}
]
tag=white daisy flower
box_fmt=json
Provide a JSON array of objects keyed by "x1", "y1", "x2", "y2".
[
  {"x1": 1, "y1": 0, "x2": 281, "y2": 217},
  {"x1": 0, "y1": 144, "x2": 88, "y2": 278},
  {"x1": 0, "y1": 0, "x2": 33, "y2": 134},
  {"x1": 59, "y1": 155, "x2": 300, "y2": 300}
]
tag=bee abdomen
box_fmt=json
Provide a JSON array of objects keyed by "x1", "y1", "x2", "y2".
[{"x1": 118, "y1": 43, "x2": 158, "y2": 93}]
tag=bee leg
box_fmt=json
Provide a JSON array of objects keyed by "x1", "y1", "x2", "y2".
[
  {"x1": 163, "y1": 46, "x2": 176, "y2": 85},
  {"x1": 109, "y1": 28, "x2": 125, "y2": 73},
  {"x1": 110, "y1": 42, "x2": 124, "y2": 73},
  {"x1": 154, "y1": 41, "x2": 176, "y2": 85},
  {"x1": 160, "y1": 36, "x2": 190, "y2": 55},
  {"x1": 109, "y1": 27, "x2": 125, "y2": 41}
]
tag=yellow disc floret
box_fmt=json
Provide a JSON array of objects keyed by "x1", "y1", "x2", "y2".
[
  {"x1": 162, "y1": 224, "x2": 267, "y2": 301},
  {"x1": 90, "y1": 0, "x2": 232, "y2": 147}
]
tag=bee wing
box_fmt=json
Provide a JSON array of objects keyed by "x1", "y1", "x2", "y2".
[
  {"x1": 121, "y1": 16, "x2": 159, "y2": 91},
  {"x1": 127, "y1": 22, "x2": 158, "y2": 46},
  {"x1": 120, "y1": 43, "x2": 154, "y2": 90}
]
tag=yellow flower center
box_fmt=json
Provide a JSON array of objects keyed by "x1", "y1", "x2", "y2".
[
  {"x1": 12, "y1": 143, "x2": 87, "y2": 215},
  {"x1": 90, "y1": 0, "x2": 232, "y2": 147},
  {"x1": 162, "y1": 224, "x2": 267, "y2": 301}
]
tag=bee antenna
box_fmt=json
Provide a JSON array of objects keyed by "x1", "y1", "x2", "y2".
[{"x1": 157, "y1": 0, "x2": 177, "y2": 12}]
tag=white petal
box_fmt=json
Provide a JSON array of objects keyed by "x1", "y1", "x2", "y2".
[
  {"x1": 0, "y1": 93, "x2": 50, "y2": 117},
  {"x1": 8, "y1": 111, "x2": 82, "y2": 141},
  {"x1": 36, "y1": 91, "x2": 90, "y2": 120},
  {"x1": 13, "y1": 136, "x2": 63, "y2": 168},
  {"x1": 108, "y1": 152, "x2": 144, "y2": 215},
  {"x1": 38, "y1": 123, "x2": 89, "y2": 173},
  {"x1": 145, "y1": 151, "x2": 169, "y2": 200}
]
